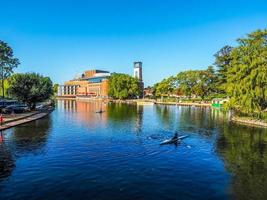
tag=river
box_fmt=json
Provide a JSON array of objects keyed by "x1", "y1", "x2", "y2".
[{"x1": 0, "y1": 100, "x2": 267, "y2": 200}]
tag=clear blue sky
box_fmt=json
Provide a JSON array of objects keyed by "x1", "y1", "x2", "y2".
[{"x1": 0, "y1": 0, "x2": 266, "y2": 86}]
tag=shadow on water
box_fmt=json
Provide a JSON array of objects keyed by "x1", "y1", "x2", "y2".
[
  {"x1": 216, "y1": 123, "x2": 267, "y2": 200},
  {"x1": 0, "y1": 116, "x2": 52, "y2": 180}
]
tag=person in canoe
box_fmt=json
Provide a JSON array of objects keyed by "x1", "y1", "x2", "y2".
[
  {"x1": 160, "y1": 132, "x2": 179, "y2": 145},
  {"x1": 172, "y1": 132, "x2": 178, "y2": 140}
]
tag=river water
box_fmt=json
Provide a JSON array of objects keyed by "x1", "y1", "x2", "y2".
[{"x1": 0, "y1": 100, "x2": 267, "y2": 200}]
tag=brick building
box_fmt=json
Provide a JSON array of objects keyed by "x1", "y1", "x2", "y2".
[
  {"x1": 57, "y1": 70, "x2": 110, "y2": 98},
  {"x1": 58, "y1": 62, "x2": 144, "y2": 98}
]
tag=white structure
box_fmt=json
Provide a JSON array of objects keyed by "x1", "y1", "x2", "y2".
[
  {"x1": 133, "y1": 61, "x2": 144, "y2": 98},
  {"x1": 57, "y1": 85, "x2": 78, "y2": 96},
  {"x1": 134, "y1": 61, "x2": 143, "y2": 81}
]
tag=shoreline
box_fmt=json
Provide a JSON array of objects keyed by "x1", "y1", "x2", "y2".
[
  {"x1": 231, "y1": 116, "x2": 267, "y2": 128},
  {"x1": 56, "y1": 97, "x2": 267, "y2": 128},
  {"x1": 56, "y1": 97, "x2": 211, "y2": 107},
  {"x1": 0, "y1": 107, "x2": 54, "y2": 131},
  {"x1": 155, "y1": 101, "x2": 211, "y2": 107}
]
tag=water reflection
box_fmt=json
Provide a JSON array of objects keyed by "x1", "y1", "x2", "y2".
[
  {"x1": 135, "y1": 105, "x2": 143, "y2": 133},
  {"x1": 11, "y1": 117, "x2": 52, "y2": 155},
  {"x1": 107, "y1": 103, "x2": 143, "y2": 133},
  {"x1": 155, "y1": 105, "x2": 176, "y2": 130},
  {"x1": 57, "y1": 100, "x2": 144, "y2": 133},
  {"x1": 217, "y1": 124, "x2": 267, "y2": 200},
  {"x1": 0, "y1": 116, "x2": 52, "y2": 180},
  {"x1": 57, "y1": 99, "x2": 108, "y2": 128},
  {"x1": 154, "y1": 105, "x2": 226, "y2": 135},
  {"x1": 0, "y1": 139, "x2": 14, "y2": 179},
  {"x1": 1, "y1": 101, "x2": 267, "y2": 200}
]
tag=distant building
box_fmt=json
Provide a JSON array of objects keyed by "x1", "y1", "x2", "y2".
[
  {"x1": 144, "y1": 87, "x2": 153, "y2": 98},
  {"x1": 58, "y1": 62, "x2": 144, "y2": 99},
  {"x1": 57, "y1": 70, "x2": 110, "y2": 98}
]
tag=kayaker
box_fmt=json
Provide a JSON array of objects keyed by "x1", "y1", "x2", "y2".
[{"x1": 172, "y1": 132, "x2": 178, "y2": 140}]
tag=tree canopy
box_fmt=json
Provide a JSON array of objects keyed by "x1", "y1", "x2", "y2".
[
  {"x1": 225, "y1": 29, "x2": 267, "y2": 113},
  {"x1": 152, "y1": 29, "x2": 267, "y2": 116},
  {"x1": 53, "y1": 83, "x2": 59, "y2": 94},
  {"x1": 214, "y1": 45, "x2": 233, "y2": 91},
  {"x1": 8, "y1": 73, "x2": 53, "y2": 109},
  {"x1": 108, "y1": 73, "x2": 141, "y2": 99},
  {"x1": 153, "y1": 67, "x2": 216, "y2": 99},
  {"x1": 0, "y1": 40, "x2": 20, "y2": 98}
]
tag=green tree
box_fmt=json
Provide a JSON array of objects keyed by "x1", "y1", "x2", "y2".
[
  {"x1": 53, "y1": 83, "x2": 59, "y2": 94},
  {"x1": 153, "y1": 67, "x2": 217, "y2": 100},
  {"x1": 0, "y1": 79, "x2": 10, "y2": 98},
  {"x1": 225, "y1": 29, "x2": 267, "y2": 113},
  {"x1": 8, "y1": 73, "x2": 53, "y2": 110},
  {"x1": 214, "y1": 45, "x2": 233, "y2": 91},
  {"x1": 108, "y1": 73, "x2": 141, "y2": 99},
  {"x1": 176, "y1": 70, "x2": 198, "y2": 97},
  {"x1": 194, "y1": 66, "x2": 217, "y2": 99},
  {"x1": 176, "y1": 68, "x2": 215, "y2": 99},
  {"x1": 153, "y1": 76, "x2": 176, "y2": 97},
  {"x1": 0, "y1": 41, "x2": 20, "y2": 98}
]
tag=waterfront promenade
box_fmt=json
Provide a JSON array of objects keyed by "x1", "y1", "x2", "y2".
[{"x1": 0, "y1": 107, "x2": 54, "y2": 131}]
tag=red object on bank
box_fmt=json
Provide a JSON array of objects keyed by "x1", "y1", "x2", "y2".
[{"x1": 0, "y1": 115, "x2": 3, "y2": 125}]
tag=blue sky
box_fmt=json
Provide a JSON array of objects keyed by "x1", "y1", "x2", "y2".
[{"x1": 0, "y1": 0, "x2": 266, "y2": 86}]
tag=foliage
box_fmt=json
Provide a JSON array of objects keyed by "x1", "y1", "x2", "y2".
[
  {"x1": 214, "y1": 45, "x2": 233, "y2": 92},
  {"x1": 153, "y1": 67, "x2": 216, "y2": 100},
  {"x1": 216, "y1": 124, "x2": 267, "y2": 200},
  {"x1": 108, "y1": 73, "x2": 141, "y2": 99},
  {"x1": 0, "y1": 41, "x2": 20, "y2": 98},
  {"x1": 154, "y1": 76, "x2": 176, "y2": 97},
  {"x1": 53, "y1": 83, "x2": 59, "y2": 94},
  {"x1": 0, "y1": 79, "x2": 10, "y2": 98},
  {"x1": 225, "y1": 29, "x2": 267, "y2": 113},
  {"x1": 8, "y1": 73, "x2": 53, "y2": 109},
  {"x1": 153, "y1": 29, "x2": 267, "y2": 117}
]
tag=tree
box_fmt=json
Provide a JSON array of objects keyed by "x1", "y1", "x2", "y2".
[
  {"x1": 0, "y1": 41, "x2": 20, "y2": 98},
  {"x1": 53, "y1": 83, "x2": 59, "y2": 94},
  {"x1": 176, "y1": 70, "x2": 199, "y2": 97},
  {"x1": 153, "y1": 76, "x2": 176, "y2": 97},
  {"x1": 8, "y1": 73, "x2": 53, "y2": 110},
  {"x1": 153, "y1": 67, "x2": 217, "y2": 100},
  {"x1": 214, "y1": 45, "x2": 233, "y2": 92},
  {"x1": 176, "y1": 68, "x2": 216, "y2": 99},
  {"x1": 108, "y1": 73, "x2": 141, "y2": 99},
  {"x1": 191, "y1": 68, "x2": 216, "y2": 99},
  {"x1": 225, "y1": 29, "x2": 267, "y2": 113}
]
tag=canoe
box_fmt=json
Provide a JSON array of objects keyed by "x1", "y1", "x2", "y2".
[
  {"x1": 160, "y1": 135, "x2": 188, "y2": 145},
  {"x1": 96, "y1": 110, "x2": 105, "y2": 113}
]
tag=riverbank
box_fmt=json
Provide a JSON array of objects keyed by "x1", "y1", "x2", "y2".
[
  {"x1": 56, "y1": 97, "x2": 212, "y2": 107},
  {"x1": 155, "y1": 101, "x2": 211, "y2": 107},
  {"x1": 0, "y1": 107, "x2": 54, "y2": 131},
  {"x1": 231, "y1": 116, "x2": 267, "y2": 128},
  {"x1": 102, "y1": 99, "x2": 212, "y2": 107}
]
